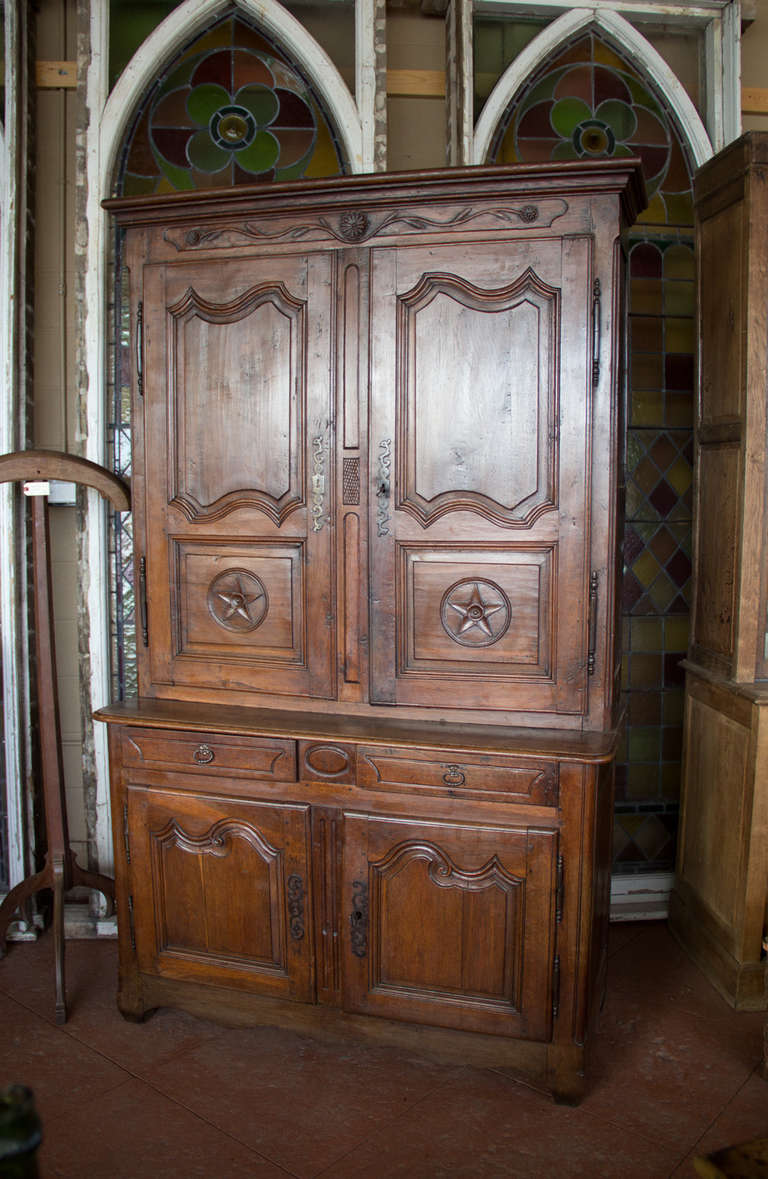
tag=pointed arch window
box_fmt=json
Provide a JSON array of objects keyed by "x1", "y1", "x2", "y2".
[{"x1": 115, "y1": 13, "x2": 350, "y2": 197}]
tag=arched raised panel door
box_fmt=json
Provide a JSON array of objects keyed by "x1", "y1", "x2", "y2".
[
  {"x1": 342, "y1": 812, "x2": 558, "y2": 1040},
  {"x1": 126, "y1": 787, "x2": 313, "y2": 1001},
  {"x1": 140, "y1": 250, "x2": 335, "y2": 702},
  {"x1": 369, "y1": 236, "x2": 593, "y2": 716}
]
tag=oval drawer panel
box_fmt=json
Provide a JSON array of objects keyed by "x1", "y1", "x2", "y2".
[
  {"x1": 122, "y1": 728, "x2": 297, "y2": 782},
  {"x1": 357, "y1": 745, "x2": 557, "y2": 806}
]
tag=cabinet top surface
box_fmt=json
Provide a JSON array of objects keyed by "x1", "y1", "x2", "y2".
[
  {"x1": 104, "y1": 159, "x2": 646, "y2": 229},
  {"x1": 96, "y1": 699, "x2": 619, "y2": 763}
]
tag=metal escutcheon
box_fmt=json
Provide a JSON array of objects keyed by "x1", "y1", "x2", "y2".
[{"x1": 442, "y1": 764, "x2": 466, "y2": 787}]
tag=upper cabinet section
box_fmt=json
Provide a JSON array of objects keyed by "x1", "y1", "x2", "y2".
[{"x1": 107, "y1": 161, "x2": 644, "y2": 728}]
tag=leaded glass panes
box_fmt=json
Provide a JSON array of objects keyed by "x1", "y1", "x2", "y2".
[
  {"x1": 486, "y1": 28, "x2": 695, "y2": 876},
  {"x1": 115, "y1": 14, "x2": 349, "y2": 196},
  {"x1": 486, "y1": 32, "x2": 694, "y2": 228}
]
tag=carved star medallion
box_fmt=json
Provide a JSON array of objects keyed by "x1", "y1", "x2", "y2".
[
  {"x1": 440, "y1": 579, "x2": 511, "y2": 647},
  {"x1": 207, "y1": 569, "x2": 268, "y2": 633}
]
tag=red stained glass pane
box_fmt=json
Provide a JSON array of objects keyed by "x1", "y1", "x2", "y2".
[
  {"x1": 635, "y1": 144, "x2": 669, "y2": 181},
  {"x1": 631, "y1": 107, "x2": 668, "y2": 146},
  {"x1": 553, "y1": 66, "x2": 592, "y2": 105},
  {"x1": 274, "y1": 128, "x2": 315, "y2": 167},
  {"x1": 152, "y1": 127, "x2": 194, "y2": 168},
  {"x1": 517, "y1": 102, "x2": 557, "y2": 139},
  {"x1": 232, "y1": 49, "x2": 274, "y2": 91},
  {"x1": 275, "y1": 89, "x2": 314, "y2": 128},
  {"x1": 192, "y1": 49, "x2": 232, "y2": 90},
  {"x1": 593, "y1": 65, "x2": 631, "y2": 106},
  {"x1": 152, "y1": 90, "x2": 197, "y2": 128},
  {"x1": 631, "y1": 243, "x2": 663, "y2": 278}
]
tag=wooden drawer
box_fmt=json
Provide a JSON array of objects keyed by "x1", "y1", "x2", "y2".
[
  {"x1": 121, "y1": 728, "x2": 297, "y2": 782},
  {"x1": 357, "y1": 745, "x2": 557, "y2": 806}
]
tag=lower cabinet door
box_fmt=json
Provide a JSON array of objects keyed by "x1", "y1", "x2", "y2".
[
  {"x1": 342, "y1": 812, "x2": 558, "y2": 1040},
  {"x1": 127, "y1": 787, "x2": 313, "y2": 1001}
]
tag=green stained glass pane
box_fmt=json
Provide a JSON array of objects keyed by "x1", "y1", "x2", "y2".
[
  {"x1": 157, "y1": 57, "x2": 198, "y2": 100},
  {"x1": 550, "y1": 97, "x2": 590, "y2": 137},
  {"x1": 187, "y1": 83, "x2": 230, "y2": 125},
  {"x1": 552, "y1": 140, "x2": 578, "y2": 161},
  {"x1": 237, "y1": 85, "x2": 280, "y2": 126},
  {"x1": 596, "y1": 98, "x2": 637, "y2": 139},
  {"x1": 235, "y1": 130, "x2": 280, "y2": 174},
  {"x1": 664, "y1": 192, "x2": 695, "y2": 227},
  {"x1": 186, "y1": 129, "x2": 230, "y2": 172},
  {"x1": 624, "y1": 75, "x2": 663, "y2": 119},
  {"x1": 156, "y1": 154, "x2": 196, "y2": 190}
]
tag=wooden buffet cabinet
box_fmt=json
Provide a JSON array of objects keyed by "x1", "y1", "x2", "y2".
[{"x1": 99, "y1": 161, "x2": 643, "y2": 1102}]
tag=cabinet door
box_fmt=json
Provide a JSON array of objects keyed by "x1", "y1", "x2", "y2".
[
  {"x1": 369, "y1": 235, "x2": 593, "y2": 715},
  {"x1": 141, "y1": 250, "x2": 335, "y2": 701},
  {"x1": 342, "y1": 812, "x2": 558, "y2": 1040},
  {"x1": 126, "y1": 787, "x2": 313, "y2": 1001}
]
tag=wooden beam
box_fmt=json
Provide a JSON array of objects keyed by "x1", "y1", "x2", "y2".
[
  {"x1": 386, "y1": 69, "x2": 446, "y2": 98},
  {"x1": 35, "y1": 61, "x2": 77, "y2": 89},
  {"x1": 742, "y1": 87, "x2": 768, "y2": 116}
]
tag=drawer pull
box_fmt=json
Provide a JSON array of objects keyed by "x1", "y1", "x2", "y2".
[
  {"x1": 442, "y1": 764, "x2": 466, "y2": 787},
  {"x1": 193, "y1": 744, "x2": 215, "y2": 766}
]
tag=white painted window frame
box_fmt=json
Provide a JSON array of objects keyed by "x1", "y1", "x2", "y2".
[
  {"x1": 82, "y1": 0, "x2": 382, "y2": 880},
  {"x1": 451, "y1": 0, "x2": 741, "y2": 164},
  {"x1": 0, "y1": 0, "x2": 30, "y2": 909}
]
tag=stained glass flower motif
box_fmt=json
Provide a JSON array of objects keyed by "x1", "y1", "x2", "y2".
[
  {"x1": 487, "y1": 33, "x2": 693, "y2": 227},
  {"x1": 116, "y1": 16, "x2": 347, "y2": 195}
]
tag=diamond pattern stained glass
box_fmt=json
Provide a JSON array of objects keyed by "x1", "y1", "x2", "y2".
[{"x1": 485, "y1": 28, "x2": 695, "y2": 874}]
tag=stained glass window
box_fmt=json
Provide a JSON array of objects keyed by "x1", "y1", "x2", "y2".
[
  {"x1": 486, "y1": 29, "x2": 695, "y2": 876},
  {"x1": 115, "y1": 14, "x2": 349, "y2": 197},
  {"x1": 487, "y1": 32, "x2": 694, "y2": 228}
]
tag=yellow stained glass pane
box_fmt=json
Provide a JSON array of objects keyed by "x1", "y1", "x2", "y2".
[
  {"x1": 632, "y1": 317, "x2": 663, "y2": 351},
  {"x1": 633, "y1": 354, "x2": 664, "y2": 389},
  {"x1": 631, "y1": 618, "x2": 663, "y2": 650},
  {"x1": 631, "y1": 277, "x2": 663, "y2": 315},
  {"x1": 665, "y1": 317, "x2": 695, "y2": 352},
  {"x1": 631, "y1": 390, "x2": 664, "y2": 426},
  {"x1": 664, "y1": 244, "x2": 696, "y2": 279},
  {"x1": 665, "y1": 282, "x2": 695, "y2": 316},
  {"x1": 666, "y1": 456, "x2": 692, "y2": 496},
  {"x1": 665, "y1": 617, "x2": 690, "y2": 650}
]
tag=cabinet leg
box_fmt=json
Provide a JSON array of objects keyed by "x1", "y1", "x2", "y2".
[{"x1": 547, "y1": 1044, "x2": 586, "y2": 1105}]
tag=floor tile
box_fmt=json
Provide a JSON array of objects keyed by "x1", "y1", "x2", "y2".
[
  {"x1": 314, "y1": 1069, "x2": 677, "y2": 1179},
  {"x1": 1, "y1": 935, "x2": 220, "y2": 1075},
  {"x1": 143, "y1": 1022, "x2": 464, "y2": 1178},
  {"x1": 578, "y1": 985, "x2": 762, "y2": 1152},
  {"x1": 40, "y1": 1077, "x2": 290, "y2": 1179},
  {"x1": 0, "y1": 991, "x2": 127, "y2": 1125}
]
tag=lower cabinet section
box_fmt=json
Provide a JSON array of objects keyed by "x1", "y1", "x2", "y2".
[{"x1": 103, "y1": 706, "x2": 615, "y2": 1103}]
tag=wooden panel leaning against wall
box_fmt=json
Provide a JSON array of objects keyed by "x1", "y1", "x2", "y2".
[
  {"x1": 670, "y1": 133, "x2": 768, "y2": 1013},
  {"x1": 97, "y1": 159, "x2": 645, "y2": 1103}
]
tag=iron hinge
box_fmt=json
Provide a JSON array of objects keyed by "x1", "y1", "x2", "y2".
[
  {"x1": 552, "y1": 954, "x2": 561, "y2": 1020},
  {"x1": 139, "y1": 556, "x2": 149, "y2": 648},
  {"x1": 127, "y1": 894, "x2": 136, "y2": 950},
  {"x1": 592, "y1": 278, "x2": 601, "y2": 386},
  {"x1": 555, "y1": 854, "x2": 564, "y2": 923},
  {"x1": 122, "y1": 802, "x2": 131, "y2": 865},
  {"x1": 136, "y1": 301, "x2": 144, "y2": 397},
  {"x1": 587, "y1": 571, "x2": 599, "y2": 676}
]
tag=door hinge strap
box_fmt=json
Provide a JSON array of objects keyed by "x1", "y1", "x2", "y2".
[
  {"x1": 555, "y1": 854, "x2": 564, "y2": 923},
  {"x1": 122, "y1": 802, "x2": 131, "y2": 864},
  {"x1": 552, "y1": 954, "x2": 561, "y2": 1019},
  {"x1": 139, "y1": 556, "x2": 149, "y2": 648},
  {"x1": 127, "y1": 894, "x2": 136, "y2": 950},
  {"x1": 136, "y1": 301, "x2": 144, "y2": 397},
  {"x1": 592, "y1": 279, "x2": 601, "y2": 386},
  {"x1": 587, "y1": 571, "x2": 599, "y2": 676}
]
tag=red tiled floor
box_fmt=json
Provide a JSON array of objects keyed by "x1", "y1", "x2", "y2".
[{"x1": 0, "y1": 921, "x2": 765, "y2": 1179}]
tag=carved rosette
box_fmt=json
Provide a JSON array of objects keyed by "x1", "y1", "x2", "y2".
[
  {"x1": 440, "y1": 579, "x2": 511, "y2": 647},
  {"x1": 207, "y1": 569, "x2": 268, "y2": 632}
]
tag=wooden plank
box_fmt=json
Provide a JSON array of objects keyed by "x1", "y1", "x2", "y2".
[
  {"x1": 742, "y1": 87, "x2": 768, "y2": 116},
  {"x1": 386, "y1": 68, "x2": 446, "y2": 98},
  {"x1": 35, "y1": 61, "x2": 77, "y2": 89}
]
